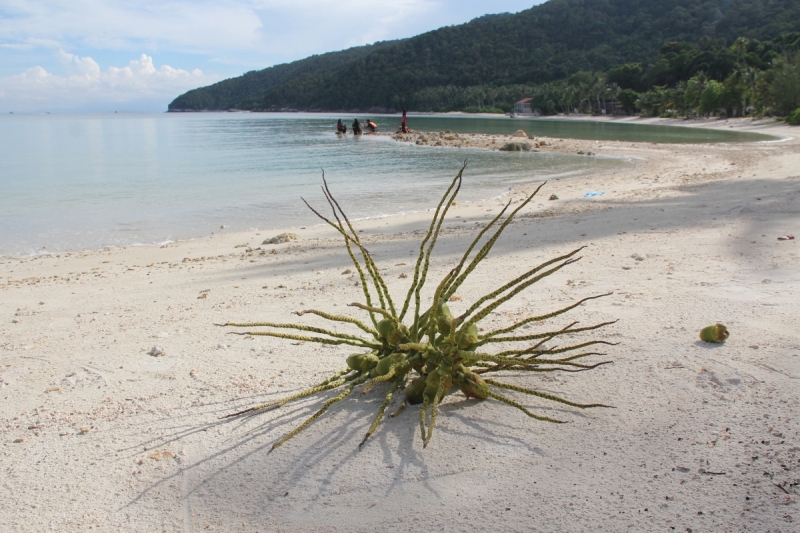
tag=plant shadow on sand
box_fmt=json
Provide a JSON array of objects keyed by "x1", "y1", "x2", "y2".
[
  {"x1": 122, "y1": 371, "x2": 608, "y2": 523},
  {"x1": 207, "y1": 174, "x2": 799, "y2": 289}
]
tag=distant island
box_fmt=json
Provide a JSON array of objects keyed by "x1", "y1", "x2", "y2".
[{"x1": 169, "y1": 0, "x2": 800, "y2": 120}]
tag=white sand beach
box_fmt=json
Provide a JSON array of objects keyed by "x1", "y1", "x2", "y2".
[{"x1": 1, "y1": 117, "x2": 798, "y2": 531}]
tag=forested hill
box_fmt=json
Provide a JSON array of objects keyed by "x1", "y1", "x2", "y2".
[
  {"x1": 168, "y1": 40, "x2": 403, "y2": 111},
  {"x1": 168, "y1": 0, "x2": 800, "y2": 112}
]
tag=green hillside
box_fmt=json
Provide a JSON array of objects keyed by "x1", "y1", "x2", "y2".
[
  {"x1": 169, "y1": 40, "x2": 403, "y2": 111},
  {"x1": 168, "y1": 0, "x2": 800, "y2": 113}
]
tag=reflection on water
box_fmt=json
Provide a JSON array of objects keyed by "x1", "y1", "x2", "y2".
[{"x1": 4, "y1": 112, "x2": 740, "y2": 255}]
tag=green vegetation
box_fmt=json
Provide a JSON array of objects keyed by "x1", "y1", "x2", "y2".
[
  {"x1": 222, "y1": 167, "x2": 614, "y2": 450},
  {"x1": 170, "y1": 0, "x2": 800, "y2": 118},
  {"x1": 462, "y1": 106, "x2": 506, "y2": 114},
  {"x1": 169, "y1": 40, "x2": 402, "y2": 111},
  {"x1": 619, "y1": 35, "x2": 800, "y2": 117},
  {"x1": 788, "y1": 108, "x2": 800, "y2": 125}
]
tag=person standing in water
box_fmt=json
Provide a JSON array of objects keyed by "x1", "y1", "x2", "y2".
[
  {"x1": 352, "y1": 118, "x2": 362, "y2": 135},
  {"x1": 365, "y1": 119, "x2": 378, "y2": 134},
  {"x1": 401, "y1": 108, "x2": 408, "y2": 133},
  {"x1": 337, "y1": 119, "x2": 346, "y2": 134}
]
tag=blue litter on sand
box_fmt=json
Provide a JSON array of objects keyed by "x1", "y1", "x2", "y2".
[{"x1": 584, "y1": 191, "x2": 605, "y2": 197}]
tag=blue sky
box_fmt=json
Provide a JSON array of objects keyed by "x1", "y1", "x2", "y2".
[{"x1": 0, "y1": 1, "x2": 545, "y2": 113}]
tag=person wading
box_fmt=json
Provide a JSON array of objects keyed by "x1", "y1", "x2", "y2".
[{"x1": 400, "y1": 108, "x2": 409, "y2": 133}]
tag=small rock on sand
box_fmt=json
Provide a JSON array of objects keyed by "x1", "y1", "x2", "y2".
[
  {"x1": 549, "y1": 194, "x2": 559, "y2": 201},
  {"x1": 499, "y1": 142, "x2": 531, "y2": 152},
  {"x1": 511, "y1": 129, "x2": 528, "y2": 138},
  {"x1": 148, "y1": 345, "x2": 166, "y2": 357},
  {"x1": 263, "y1": 233, "x2": 299, "y2": 245}
]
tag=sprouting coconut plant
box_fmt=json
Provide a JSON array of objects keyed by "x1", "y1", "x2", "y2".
[{"x1": 222, "y1": 164, "x2": 616, "y2": 451}]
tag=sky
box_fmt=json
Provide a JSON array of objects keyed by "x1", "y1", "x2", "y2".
[{"x1": 0, "y1": 1, "x2": 545, "y2": 113}]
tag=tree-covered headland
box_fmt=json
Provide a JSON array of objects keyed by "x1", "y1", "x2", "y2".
[{"x1": 169, "y1": 0, "x2": 800, "y2": 120}]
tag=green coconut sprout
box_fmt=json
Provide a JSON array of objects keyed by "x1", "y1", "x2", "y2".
[
  {"x1": 699, "y1": 323, "x2": 729, "y2": 343},
  {"x1": 222, "y1": 165, "x2": 616, "y2": 450}
]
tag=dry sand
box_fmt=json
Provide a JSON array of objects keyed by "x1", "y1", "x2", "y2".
[{"x1": 1, "y1": 117, "x2": 798, "y2": 532}]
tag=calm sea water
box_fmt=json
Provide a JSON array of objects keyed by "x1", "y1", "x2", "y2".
[
  {"x1": 0, "y1": 113, "x2": 768, "y2": 256},
  {"x1": 409, "y1": 115, "x2": 773, "y2": 143}
]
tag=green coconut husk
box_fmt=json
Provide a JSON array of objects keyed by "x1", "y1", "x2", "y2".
[
  {"x1": 699, "y1": 323, "x2": 729, "y2": 343},
  {"x1": 222, "y1": 165, "x2": 616, "y2": 450}
]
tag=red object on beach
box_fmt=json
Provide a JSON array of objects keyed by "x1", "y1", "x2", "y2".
[{"x1": 777, "y1": 234, "x2": 794, "y2": 240}]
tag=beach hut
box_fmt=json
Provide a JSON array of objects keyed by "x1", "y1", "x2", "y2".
[{"x1": 515, "y1": 98, "x2": 533, "y2": 115}]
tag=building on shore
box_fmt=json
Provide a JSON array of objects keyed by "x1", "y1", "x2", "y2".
[{"x1": 514, "y1": 98, "x2": 540, "y2": 116}]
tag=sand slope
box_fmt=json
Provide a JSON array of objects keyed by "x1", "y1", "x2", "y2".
[{"x1": 1, "y1": 118, "x2": 798, "y2": 532}]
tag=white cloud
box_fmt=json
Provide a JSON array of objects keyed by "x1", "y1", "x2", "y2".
[
  {"x1": 250, "y1": 0, "x2": 437, "y2": 51},
  {"x1": 0, "y1": 1, "x2": 264, "y2": 55},
  {"x1": 0, "y1": 52, "x2": 218, "y2": 112},
  {"x1": 0, "y1": 1, "x2": 529, "y2": 62}
]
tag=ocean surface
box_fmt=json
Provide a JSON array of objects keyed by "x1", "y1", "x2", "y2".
[{"x1": 0, "y1": 113, "x2": 770, "y2": 256}]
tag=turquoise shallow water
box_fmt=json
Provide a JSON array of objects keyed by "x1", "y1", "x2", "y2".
[
  {"x1": 408, "y1": 115, "x2": 774, "y2": 143},
  {"x1": 0, "y1": 113, "x2": 767, "y2": 256}
]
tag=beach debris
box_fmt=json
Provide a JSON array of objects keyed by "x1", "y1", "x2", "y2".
[
  {"x1": 145, "y1": 450, "x2": 176, "y2": 462},
  {"x1": 584, "y1": 191, "x2": 605, "y2": 197},
  {"x1": 699, "y1": 324, "x2": 729, "y2": 343},
  {"x1": 549, "y1": 194, "x2": 559, "y2": 201},
  {"x1": 631, "y1": 254, "x2": 645, "y2": 261},
  {"x1": 221, "y1": 165, "x2": 615, "y2": 451},
  {"x1": 263, "y1": 233, "x2": 299, "y2": 245},
  {"x1": 777, "y1": 234, "x2": 794, "y2": 241},
  {"x1": 45, "y1": 385, "x2": 61, "y2": 393},
  {"x1": 499, "y1": 142, "x2": 531, "y2": 151},
  {"x1": 148, "y1": 345, "x2": 166, "y2": 357},
  {"x1": 511, "y1": 129, "x2": 528, "y2": 138}
]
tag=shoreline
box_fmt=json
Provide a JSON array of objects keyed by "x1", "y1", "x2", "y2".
[
  {"x1": 4, "y1": 115, "x2": 783, "y2": 260},
  {"x1": 2, "y1": 117, "x2": 798, "y2": 531}
]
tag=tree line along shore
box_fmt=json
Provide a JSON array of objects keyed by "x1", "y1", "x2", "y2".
[{"x1": 169, "y1": 0, "x2": 800, "y2": 123}]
